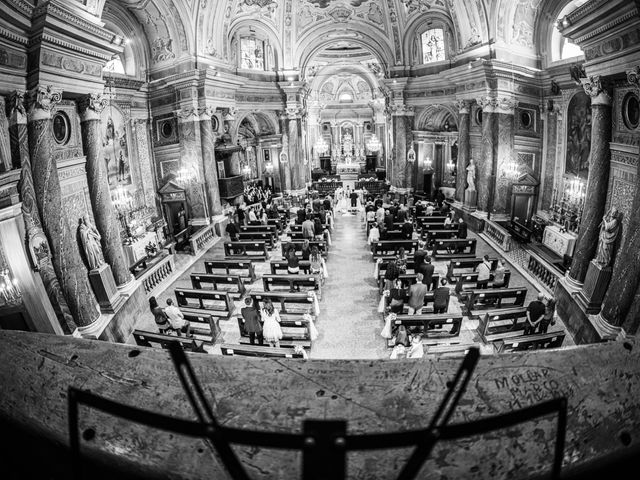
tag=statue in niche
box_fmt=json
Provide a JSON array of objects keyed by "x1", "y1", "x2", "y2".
[
  {"x1": 465, "y1": 159, "x2": 476, "y2": 191},
  {"x1": 594, "y1": 207, "x2": 621, "y2": 268},
  {"x1": 78, "y1": 216, "x2": 104, "y2": 271}
]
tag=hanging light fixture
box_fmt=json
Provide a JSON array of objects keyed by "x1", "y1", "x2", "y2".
[
  {"x1": 446, "y1": 157, "x2": 455, "y2": 172},
  {"x1": 366, "y1": 133, "x2": 381, "y2": 153},
  {"x1": 424, "y1": 156, "x2": 432, "y2": 170},
  {"x1": 0, "y1": 268, "x2": 21, "y2": 305},
  {"x1": 567, "y1": 175, "x2": 585, "y2": 205},
  {"x1": 314, "y1": 136, "x2": 328, "y2": 156}
]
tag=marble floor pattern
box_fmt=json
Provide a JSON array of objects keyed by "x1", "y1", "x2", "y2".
[{"x1": 133, "y1": 209, "x2": 574, "y2": 356}]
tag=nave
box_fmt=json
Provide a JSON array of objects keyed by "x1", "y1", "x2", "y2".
[{"x1": 133, "y1": 207, "x2": 574, "y2": 360}]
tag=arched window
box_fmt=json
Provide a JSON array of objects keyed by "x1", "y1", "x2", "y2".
[
  {"x1": 421, "y1": 28, "x2": 446, "y2": 64},
  {"x1": 240, "y1": 36, "x2": 265, "y2": 71},
  {"x1": 551, "y1": 0, "x2": 588, "y2": 62},
  {"x1": 104, "y1": 55, "x2": 125, "y2": 75}
]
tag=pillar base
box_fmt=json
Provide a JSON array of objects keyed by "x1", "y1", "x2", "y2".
[
  {"x1": 590, "y1": 313, "x2": 624, "y2": 341},
  {"x1": 576, "y1": 260, "x2": 612, "y2": 314},
  {"x1": 564, "y1": 274, "x2": 584, "y2": 291},
  {"x1": 88, "y1": 263, "x2": 124, "y2": 314},
  {"x1": 463, "y1": 189, "x2": 477, "y2": 212}
]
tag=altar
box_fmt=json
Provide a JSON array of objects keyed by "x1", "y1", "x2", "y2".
[
  {"x1": 123, "y1": 231, "x2": 159, "y2": 267},
  {"x1": 542, "y1": 225, "x2": 577, "y2": 258}
]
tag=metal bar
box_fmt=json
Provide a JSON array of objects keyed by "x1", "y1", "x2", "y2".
[{"x1": 302, "y1": 420, "x2": 347, "y2": 480}]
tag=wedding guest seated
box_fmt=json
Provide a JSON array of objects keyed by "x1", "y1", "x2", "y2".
[
  {"x1": 368, "y1": 222, "x2": 381, "y2": 245},
  {"x1": 286, "y1": 246, "x2": 300, "y2": 274}
]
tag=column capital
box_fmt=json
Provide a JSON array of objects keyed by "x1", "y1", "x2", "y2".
[
  {"x1": 176, "y1": 107, "x2": 198, "y2": 123},
  {"x1": 455, "y1": 99, "x2": 473, "y2": 114},
  {"x1": 27, "y1": 85, "x2": 62, "y2": 122},
  {"x1": 8, "y1": 90, "x2": 27, "y2": 126},
  {"x1": 198, "y1": 106, "x2": 216, "y2": 121},
  {"x1": 627, "y1": 66, "x2": 640, "y2": 91},
  {"x1": 388, "y1": 104, "x2": 414, "y2": 116},
  {"x1": 581, "y1": 75, "x2": 612, "y2": 106},
  {"x1": 77, "y1": 93, "x2": 108, "y2": 122},
  {"x1": 221, "y1": 106, "x2": 238, "y2": 122}
]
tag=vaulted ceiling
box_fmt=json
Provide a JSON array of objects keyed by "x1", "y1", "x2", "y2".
[{"x1": 103, "y1": 0, "x2": 562, "y2": 73}]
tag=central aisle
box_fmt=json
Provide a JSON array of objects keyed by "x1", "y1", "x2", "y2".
[{"x1": 313, "y1": 213, "x2": 388, "y2": 359}]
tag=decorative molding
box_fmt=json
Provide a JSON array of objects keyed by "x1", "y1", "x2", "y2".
[
  {"x1": 455, "y1": 99, "x2": 472, "y2": 114},
  {"x1": 581, "y1": 76, "x2": 611, "y2": 105},
  {"x1": 628, "y1": 66, "x2": 640, "y2": 91},
  {"x1": 27, "y1": 85, "x2": 62, "y2": 121},
  {"x1": 0, "y1": 26, "x2": 28, "y2": 45},
  {"x1": 77, "y1": 93, "x2": 108, "y2": 122},
  {"x1": 574, "y1": 9, "x2": 638, "y2": 45},
  {"x1": 40, "y1": 33, "x2": 113, "y2": 62},
  {"x1": 33, "y1": 1, "x2": 114, "y2": 41},
  {"x1": 8, "y1": 91, "x2": 26, "y2": 126}
]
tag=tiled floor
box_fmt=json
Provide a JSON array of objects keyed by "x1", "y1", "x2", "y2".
[{"x1": 139, "y1": 210, "x2": 573, "y2": 357}]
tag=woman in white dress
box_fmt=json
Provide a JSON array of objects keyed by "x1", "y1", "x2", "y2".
[
  {"x1": 336, "y1": 187, "x2": 349, "y2": 213},
  {"x1": 261, "y1": 299, "x2": 283, "y2": 348}
]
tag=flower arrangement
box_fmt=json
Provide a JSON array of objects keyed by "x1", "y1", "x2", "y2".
[
  {"x1": 385, "y1": 312, "x2": 397, "y2": 322},
  {"x1": 383, "y1": 289, "x2": 390, "y2": 297}
]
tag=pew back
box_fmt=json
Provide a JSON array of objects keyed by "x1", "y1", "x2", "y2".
[
  {"x1": 220, "y1": 343, "x2": 304, "y2": 358},
  {"x1": 204, "y1": 259, "x2": 257, "y2": 283},
  {"x1": 133, "y1": 329, "x2": 206, "y2": 353}
]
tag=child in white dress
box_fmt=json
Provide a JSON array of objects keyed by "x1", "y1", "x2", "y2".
[{"x1": 261, "y1": 299, "x2": 283, "y2": 348}]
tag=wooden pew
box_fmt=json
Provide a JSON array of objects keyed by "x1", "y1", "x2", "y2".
[
  {"x1": 236, "y1": 314, "x2": 311, "y2": 342},
  {"x1": 371, "y1": 240, "x2": 418, "y2": 258},
  {"x1": 133, "y1": 329, "x2": 206, "y2": 353},
  {"x1": 249, "y1": 291, "x2": 316, "y2": 315},
  {"x1": 190, "y1": 272, "x2": 246, "y2": 298},
  {"x1": 416, "y1": 216, "x2": 448, "y2": 228},
  {"x1": 383, "y1": 292, "x2": 449, "y2": 317},
  {"x1": 267, "y1": 218, "x2": 283, "y2": 233},
  {"x1": 239, "y1": 338, "x2": 311, "y2": 349},
  {"x1": 224, "y1": 241, "x2": 269, "y2": 260},
  {"x1": 288, "y1": 231, "x2": 332, "y2": 242},
  {"x1": 466, "y1": 287, "x2": 528, "y2": 316},
  {"x1": 237, "y1": 231, "x2": 276, "y2": 249},
  {"x1": 454, "y1": 270, "x2": 512, "y2": 293},
  {"x1": 423, "y1": 229, "x2": 459, "y2": 243},
  {"x1": 270, "y1": 259, "x2": 312, "y2": 275},
  {"x1": 240, "y1": 225, "x2": 277, "y2": 236},
  {"x1": 494, "y1": 331, "x2": 566, "y2": 353},
  {"x1": 446, "y1": 257, "x2": 499, "y2": 277},
  {"x1": 289, "y1": 224, "x2": 331, "y2": 233},
  {"x1": 377, "y1": 273, "x2": 440, "y2": 293},
  {"x1": 380, "y1": 230, "x2": 406, "y2": 240},
  {"x1": 281, "y1": 240, "x2": 328, "y2": 258},
  {"x1": 179, "y1": 308, "x2": 222, "y2": 344},
  {"x1": 386, "y1": 314, "x2": 463, "y2": 347},
  {"x1": 220, "y1": 343, "x2": 305, "y2": 358},
  {"x1": 432, "y1": 238, "x2": 477, "y2": 258},
  {"x1": 262, "y1": 273, "x2": 321, "y2": 296},
  {"x1": 476, "y1": 307, "x2": 529, "y2": 343},
  {"x1": 426, "y1": 343, "x2": 475, "y2": 358},
  {"x1": 377, "y1": 256, "x2": 417, "y2": 276},
  {"x1": 204, "y1": 259, "x2": 256, "y2": 283},
  {"x1": 174, "y1": 288, "x2": 235, "y2": 319}
]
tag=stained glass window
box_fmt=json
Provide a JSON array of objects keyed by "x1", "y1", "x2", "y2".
[
  {"x1": 240, "y1": 37, "x2": 265, "y2": 70},
  {"x1": 421, "y1": 28, "x2": 446, "y2": 64}
]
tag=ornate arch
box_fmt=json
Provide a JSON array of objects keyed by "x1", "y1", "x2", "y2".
[
  {"x1": 535, "y1": 0, "x2": 587, "y2": 67},
  {"x1": 295, "y1": 26, "x2": 395, "y2": 75},
  {"x1": 415, "y1": 104, "x2": 458, "y2": 131},
  {"x1": 402, "y1": 11, "x2": 458, "y2": 67},
  {"x1": 102, "y1": 1, "x2": 150, "y2": 79},
  {"x1": 227, "y1": 18, "x2": 283, "y2": 71}
]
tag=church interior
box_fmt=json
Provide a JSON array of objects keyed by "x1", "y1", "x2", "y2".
[{"x1": 0, "y1": 0, "x2": 639, "y2": 478}]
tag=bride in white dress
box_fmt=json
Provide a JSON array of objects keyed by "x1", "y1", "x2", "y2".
[{"x1": 335, "y1": 187, "x2": 349, "y2": 213}]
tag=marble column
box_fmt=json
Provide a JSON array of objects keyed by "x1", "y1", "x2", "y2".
[
  {"x1": 27, "y1": 85, "x2": 99, "y2": 327},
  {"x1": 287, "y1": 111, "x2": 304, "y2": 190},
  {"x1": 9, "y1": 91, "x2": 76, "y2": 334},
  {"x1": 494, "y1": 100, "x2": 517, "y2": 215},
  {"x1": 568, "y1": 76, "x2": 612, "y2": 286},
  {"x1": 455, "y1": 100, "x2": 471, "y2": 202},
  {"x1": 78, "y1": 94, "x2": 131, "y2": 287},
  {"x1": 177, "y1": 108, "x2": 209, "y2": 221},
  {"x1": 391, "y1": 107, "x2": 414, "y2": 190},
  {"x1": 600, "y1": 67, "x2": 640, "y2": 332},
  {"x1": 477, "y1": 97, "x2": 498, "y2": 212},
  {"x1": 199, "y1": 108, "x2": 222, "y2": 216},
  {"x1": 278, "y1": 114, "x2": 292, "y2": 191}
]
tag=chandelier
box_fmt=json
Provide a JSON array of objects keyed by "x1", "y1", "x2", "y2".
[
  {"x1": 314, "y1": 136, "x2": 329, "y2": 156},
  {"x1": 366, "y1": 134, "x2": 381, "y2": 153},
  {"x1": 446, "y1": 157, "x2": 455, "y2": 172},
  {"x1": 505, "y1": 159, "x2": 519, "y2": 179},
  {"x1": 0, "y1": 268, "x2": 20, "y2": 306},
  {"x1": 567, "y1": 176, "x2": 586, "y2": 204},
  {"x1": 424, "y1": 156, "x2": 432, "y2": 169}
]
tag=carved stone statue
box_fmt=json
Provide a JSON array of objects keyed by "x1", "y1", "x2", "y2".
[
  {"x1": 78, "y1": 216, "x2": 104, "y2": 271},
  {"x1": 466, "y1": 159, "x2": 476, "y2": 191},
  {"x1": 594, "y1": 207, "x2": 620, "y2": 268}
]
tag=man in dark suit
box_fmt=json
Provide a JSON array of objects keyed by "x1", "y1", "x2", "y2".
[
  {"x1": 384, "y1": 209, "x2": 394, "y2": 232},
  {"x1": 414, "y1": 240, "x2": 427, "y2": 269},
  {"x1": 296, "y1": 207, "x2": 307, "y2": 225},
  {"x1": 418, "y1": 256, "x2": 435, "y2": 290},
  {"x1": 401, "y1": 217, "x2": 414, "y2": 239},
  {"x1": 350, "y1": 190, "x2": 359, "y2": 208},
  {"x1": 433, "y1": 278, "x2": 450, "y2": 314},
  {"x1": 240, "y1": 297, "x2": 263, "y2": 345},
  {"x1": 458, "y1": 218, "x2": 468, "y2": 239}
]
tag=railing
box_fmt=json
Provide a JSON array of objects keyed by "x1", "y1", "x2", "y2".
[
  {"x1": 189, "y1": 224, "x2": 216, "y2": 256},
  {"x1": 311, "y1": 181, "x2": 343, "y2": 195},
  {"x1": 527, "y1": 251, "x2": 561, "y2": 292},
  {"x1": 140, "y1": 253, "x2": 175, "y2": 296},
  {"x1": 484, "y1": 220, "x2": 513, "y2": 252},
  {"x1": 356, "y1": 180, "x2": 388, "y2": 195}
]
